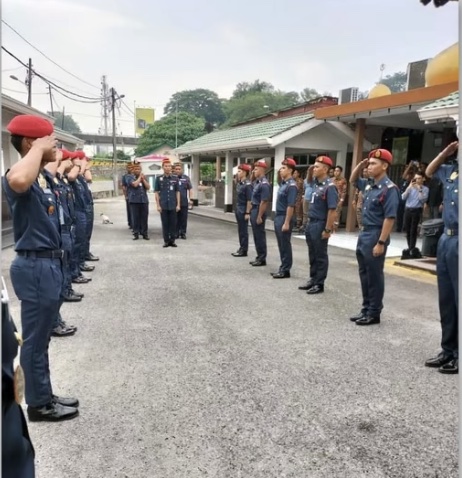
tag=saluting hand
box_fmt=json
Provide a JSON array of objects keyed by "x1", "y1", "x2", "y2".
[
  {"x1": 33, "y1": 135, "x2": 58, "y2": 162},
  {"x1": 442, "y1": 141, "x2": 458, "y2": 158}
]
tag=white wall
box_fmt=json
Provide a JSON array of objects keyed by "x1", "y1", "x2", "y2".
[{"x1": 285, "y1": 124, "x2": 348, "y2": 151}]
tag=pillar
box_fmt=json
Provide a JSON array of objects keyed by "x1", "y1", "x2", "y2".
[
  {"x1": 224, "y1": 152, "x2": 234, "y2": 212},
  {"x1": 345, "y1": 119, "x2": 365, "y2": 232},
  {"x1": 335, "y1": 146, "x2": 348, "y2": 170},
  {"x1": 215, "y1": 156, "x2": 222, "y2": 180},
  {"x1": 271, "y1": 144, "x2": 286, "y2": 216},
  {"x1": 191, "y1": 154, "x2": 200, "y2": 207}
]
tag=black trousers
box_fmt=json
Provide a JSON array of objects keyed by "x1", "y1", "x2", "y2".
[
  {"x1": 161, "y1": 209, "x2": 177, "y2": 243},
  {"x1": 130, "y1": 203, "x2": 149, "y2": 236},
  {"x1": 125, "y1": 199, "x2": 132, "y2": 227},
  {"x1": 176, "y1": 207, "x2": 189, "y2": 236},
  {"x1": 403, "y1": 207, "x2": 422, "y2": 250}
]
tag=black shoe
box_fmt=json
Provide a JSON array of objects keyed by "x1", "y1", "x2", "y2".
[
  {"x1": 306, "y1": 285, "x2": 324, "y2": 295},
  {"x1": 80, "y1": 264, "x2": 95, "y2": 272},
  {"x1": 72, "y1": 276, "x2": 91, "y2": 284},
  {"x1": 251, "y1": 260, "x2": 266, "y2": 267},
  {"x1": 355, "y1": 316, "x2": 380, "y2": 326},
  {"x1": 63, "y1": 293, "x2": 82, "y2": 303},
  {"x1": 232, "y1": 251, "x2": 248, "y2": 257},
  {"x1": 349, "y1": 312, "x2": 366, "y2": 322},
  {"x1": 298, "y1": 281, "x2": 314, "y2": 291},
  {"x1": 425, "y1": 352, "x2": 454, "y2": 368},
  {"x1": 438, "y1": 358, "x2": 458, "y2": 374},
  {"x1": 180, "y1": 234, "x2": 187, "y2": 240},
  {"x1": 52, "y1": 395, "x2": 79, "y2": 407},
  {"x1": 85, "y1": 253, "x2": 99, "y2": 261},
  {"x1": 272, "y1": 271, "x2": 290, "y2": 279},
  {"x1": 401, "y1": 248, "x2": 411, "y2": 260},
  {"x1": 170, "y1": 242, "x2": 178, "y2": 248},
  {"x1": 27, "y1": 402, "x2": 79, "y2": 422},
  {"x1": 163, "y1": 243, "x2": 169, "y2": 248},
  {"x1": 133, "y1": 234, "x2": 139, "y2": 240},
  {"x1": 51, "y1": 325, "x2": 76, "y2": 337},
  {"x1": 410, "y1": 247, "x2": 423, "y2": 259},
  {"x1": 70, "y1": 289, "x2": 84, "y2": 298},
  {"x1": 143, "y1": 235, "x2": 150, "y2": 240}
]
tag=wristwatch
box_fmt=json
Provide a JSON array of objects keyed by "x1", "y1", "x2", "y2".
[
  {"x1": 324, "y1": 228, "x2": 332, "y2": 234},
  {"x1": 378, "y1": 240, "x2": 385, "y2": 246}
]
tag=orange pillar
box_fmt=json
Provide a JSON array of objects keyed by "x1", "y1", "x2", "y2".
[{"x1": 345, "y1": 119, "x2": 366, "y2": 232}]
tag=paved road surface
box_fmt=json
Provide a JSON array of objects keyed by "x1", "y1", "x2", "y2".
[{"x1": 3, "y1": 198, "x2": 457, "y2": 478}]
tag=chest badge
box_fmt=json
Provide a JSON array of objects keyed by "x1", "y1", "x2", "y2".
[
  {"x1": 48, "y1": 205, "x2": 55, "y2": 215},
  {"x1": 38, "y1": 173, "x2": 47, "y2": 189},
  {"x1": 53, "y1": 177, "x2": 59, "y2": 184},
  {"x1": 450, "y1": 172, "x2": 459, "y2": 181},
  {"x1": 14, "y1": 365, "x2": 25, "y2": 404}
]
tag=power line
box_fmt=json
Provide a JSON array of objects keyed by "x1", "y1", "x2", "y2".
[
  {"x1": 2, "y1": 87, "x2": 47, "y2": 95},
  {"x1": 2, "y1": 19, "x2": 100, "y2": 90}
]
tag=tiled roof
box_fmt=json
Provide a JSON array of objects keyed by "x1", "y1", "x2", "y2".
[
  {"x1": 176, "y1": 113, "x2": 314, "y2": 153},
  {"x1": 420, "y1": 91, "x2": 459, "y2": 111}
]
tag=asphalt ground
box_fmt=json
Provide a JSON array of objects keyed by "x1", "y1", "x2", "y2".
[{"x1": 3, "y1": 197, "x2": 457, "y2": 478}]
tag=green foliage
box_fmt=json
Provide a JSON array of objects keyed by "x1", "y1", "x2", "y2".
[
  {"x1": 231, "y1": 80, "x2": 275, "y2": 99},
  {"x1": 135, "y1": 112, "x2": 205, "y2": 157},
  {"x1": 381, "y1": 72, "x2": 407, "y2": 93},
  {"x1": 300, "y1": 88, "x2": 321, "y2": 102},
  {"x1": 48, "y1": 111, "x2": 81, "y2": 133},
  {"x1": 164, "y1": 89, "x2": 225, "y2": 126},
  {"x1": 200, "y1": 162, "x2": 216, "y2": 181}
]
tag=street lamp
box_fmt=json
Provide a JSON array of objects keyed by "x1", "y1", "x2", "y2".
[{"x1": 10, "y1": 58, "x2": 33, "y2": 106}]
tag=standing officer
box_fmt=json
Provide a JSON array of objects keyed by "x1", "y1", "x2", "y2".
[
  {"x1": 299, "y1": 156, "x2": 338, "y2": 294},
  {"x1": 425, "y1": 140, "x2": 459, "y2": 374},
  {"x1": 293, "y1": 168, "x2": 304, "y2": 233},
  {"x1": 122, "y1": 162, "x2": 134, "y2": 230},
  {"x1": 272, "y1": 158, "x2": 298, "y2": 278},
  {"x1": 249, "y1": 159, "x2": 271, "y2": 266},
  {"x1": 127, "y1": 161, "x2": 150, "y2": 240},
  {"x1": 155, "y1": 159, "x2": 180, "y2": 247},
  {"x1": 332, "y1": 165, "x2": 347, "y2": 231},
  {"x1": 3, "y1": 114, "x2": 79, "y2": 421},
  {"x1": 81, "y1": 157, "x2": 99, "y2": 262},
  {"x1": 2, "y1": 279, "x2": 35, "y2": 478},
  {"x1": 231, "y1": 163, "x2": 253, "y2": 257},
  {"x1": 173, "y1": 162, "x2": 193, "y2": 239},
  {"x1": 349, "y1": 149, "x2": 400, "y2": 326}
]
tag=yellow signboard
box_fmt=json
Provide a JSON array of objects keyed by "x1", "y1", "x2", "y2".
[{"x1": 135, "y1": 108, "x2": 155, "y2": 135}]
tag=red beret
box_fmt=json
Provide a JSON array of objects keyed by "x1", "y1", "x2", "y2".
[
  {"x1": 59, "y1": 149, "x2": 72, "y2": 160},
  {"x1": 238, "y1": 164, "x2": 251, "y2": 172},
  {"x1": 315, "y1": 155, "x2": 334, "y2": 167},
  {"x1": 74, "y1": 150, "x2": 86, "y2": 159},
  {"x1": 369, "y1": 149, "x2": 393, "y2": 164},
  {"x1": 162, "y1": 159, "x2": 171, "y2": 164},
  {"x1": 282, "y1": 158, "x2": 297, "y2": 167},
  {"x1": 7, "y1": 115, "x2": 54, "y2": 138},
  {"x1": 254, "y1": 160, "x2": 268, "y2": 169}
]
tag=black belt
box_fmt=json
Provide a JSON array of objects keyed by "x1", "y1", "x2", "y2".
[
  {"x1": 17, "y1": 250, "x2": 65, "y2": 259},
  {"x1": 362, "y1": 226, "x2": 382, "y2": 231},
  {"x1": 61, "y1": 225, "x2": 74, "y2": 232}
]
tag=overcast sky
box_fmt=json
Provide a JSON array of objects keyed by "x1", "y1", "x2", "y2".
[{"x1": 2, "y1": 0, "x2": 459, "y2": 135}]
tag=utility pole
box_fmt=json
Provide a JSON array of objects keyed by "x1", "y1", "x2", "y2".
[
  {"x1": 26, "y1": 58, "x2": 32, "y2": 107},
  {"x1": 61, "y1": 107, "x2": 65, "y2": 130},
  {"x1": 111, "y1": 87, "x2": 118, "y2": 196},
  {"x1": 101, "y1": 75, "x2": 109, "y2": 135},
  {"x1": 175, "y1": 100, "x2": 178, "y2": 148},
  {"x1": 48, "y1": 85, "x2": 54, "y2": 116}
]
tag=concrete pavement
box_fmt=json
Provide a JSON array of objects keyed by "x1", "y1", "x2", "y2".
[{"x1": 3, "y1": 197, "x2": 457, "y2": 478}]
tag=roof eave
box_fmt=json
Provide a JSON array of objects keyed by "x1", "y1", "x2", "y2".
[
  {"x1": 417, "y1": 105, "x2": 459, "y2": 123},
  {"x1": 175, "y1": 137, "x2": 271, "y2": 155}
]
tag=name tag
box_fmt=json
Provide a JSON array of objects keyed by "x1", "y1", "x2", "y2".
[
  {"x1": 43, "y1": 188, "x2": 52, "y2": 194},
  {"x1": 170, "y1": 186, "x2": 174, "y2": 191},
  {"x1": 311, "y1": 192, "x2": 316, "y2": 204}
]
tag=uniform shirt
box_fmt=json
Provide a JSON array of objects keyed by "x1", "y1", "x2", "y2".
[
  {"x1": 304, "y1": 179, "x2": 314, "y2": 200},
  {"x1": 154, "y1": 174, "x2": 179, "y2": 210},
  {"x1": 54, "y1": 173, "x2": 75, "y2": 226},
  {"x1": 308, "y1": 178, "x2": 338, "y2": 221},
  {"x1": 434, "y1": 163, "x2": 458, "y2": 230},
  {"x1": 355, "y1": 175, "x2": 400, "y2": 228},
  {"x1": 251, "y1": 176, "x2": 271, "y2": 206},
  {"x1": 177, "y1": 174, "x2": 192, "y2": 208},
  {"x1": 236, "y1": 179, "x2": 253, "y2": 213},
  {"x1": 127, "y1": 174, "x2": 149, "y2": 204},
  {"x1": 402, "y1": 184, "x2": 429, "y2": 208},
  {"x1": 276, "y1": 178, "x2": 298, "y2": 215},
  {"x1": 70, "y1": 175, "x2": 87, "y2": 212},
  {"x1": 3, "y1": 170, "x2": 62, "y2": 251},
  {"x1": 78, "y1": 176, "x2": 93, "y2": 207}
]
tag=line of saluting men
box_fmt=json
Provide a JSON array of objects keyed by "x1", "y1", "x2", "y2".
[
  {"x1": 232, "y1": 147, "x2": 458, "y2": 368},
  {"x1": 2, "y1": 115, "x2": 102, "y2": 476}
]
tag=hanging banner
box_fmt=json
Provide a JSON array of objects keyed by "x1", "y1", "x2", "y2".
[{"x1": 135, "y1": 108, "x2": 155, "y2": 135}]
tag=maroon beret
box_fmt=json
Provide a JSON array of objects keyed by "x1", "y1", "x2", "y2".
[
  {"x1": 369, "y1": 149, "x2": 393, "y2": 164},
  {"x1": 282, "y1": 158, "x2": 297, "y2": 167},
  {"x1": 238, "y1": 164, "x2": 251, "y2": 172},
  {"x1": 254, "y1": 160, "x2": 268, "y2": 169},
  {"x1": 315, "y1": 155, "x2": 334, "y2": 167},
  {"x1": 7, "y1": 115, "x2": 54, "y2": 138}
]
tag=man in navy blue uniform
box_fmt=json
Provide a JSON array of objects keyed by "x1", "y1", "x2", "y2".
[
  {"x1": 3, "y1": 114, "x2": 79, "y2": 421},
  {"x1": 349, "y1": 149, "x2": 400, "y2": 326},
  {"x1": 81, "y1": 157, "x2": 99, "y2": 262},
  {"x1": 174, "y1": 162, "x2": 193, "y2": 239},
  {"x1": 249, "y1": 159, "x2": 271, "y2": 267},
  {"x1": 122, "y1": 162, "x2": 134, "y2": 230},
  {"x1": 2, "y1": 280, "x2": 35, "y2": 477},
  {"x1": 299, "y1": 156, "x2": 338, "y2": 293},
  {"x1": 424, "y1": 140, "x2": 459, "y2": 374},
  {"x1": 231, "y1": 163, "x2": 253, "y2": 257},
  {"x1": 271, "y1": 158, "x2": 298, "y2": 279},
  {"x1": 127, "y1": 161, "x2": 150, "y2": 240},
  {"x1": 155, "y1": 159, "x2": 180, "y2": 247}
]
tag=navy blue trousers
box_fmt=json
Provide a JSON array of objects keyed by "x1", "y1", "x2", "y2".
[
  {"x1": 73, "y1": 210, "x2": 87, "y2": 272},
  {"x1": 84, "y1": 205, "x2": 94, "y2": 257},
  {"x1": 274, "y1": 214, "x2": 293, "y2": 273},
  {"x1": 160, "y1": 209, "x2": 177, "y2": 243},
  {"x1": 176, "y1": 207, "x2": 189, "y2": 236},
  {"x1": 356, "y1": 229, "x2": 388, "y2": 318},
  {"x1": 250, "y1": 207, "x2": 267, "y2": 261},
  {"x1": 131, "y1": 203, "x2": 149, "y2": 236},
  {"x1": 306, "y1": 219, "x2": 329, "y2": 286},
  {"x1": 235, "y1": 210, "x2": 249, "y2": 252},
  {"x1": 10, "y1": 256, "x2": 63, "y2": 407},
  {"x1": 437, "y1": 234, "x2": 458, "y2": 358}
]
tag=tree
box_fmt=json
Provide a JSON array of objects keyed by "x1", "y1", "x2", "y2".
[
  {"x1": 164, "y1": 89, "x2": 225, "y2": 127},
  {"x1": 231, "y1": 80, "x2": 275, "y2": 100},
  {"x1": 135, "y1": 112, "x2": 205, "y2": 157},
  {"x1": 48, "y1": 111, "x2": 82, "y2": 133},
  {"x1": 300, "y1": 88, "x2": 321, "y2": 102},
  {"x1": 381, "y1": 72, "x2": 407, "y2": 93}
]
